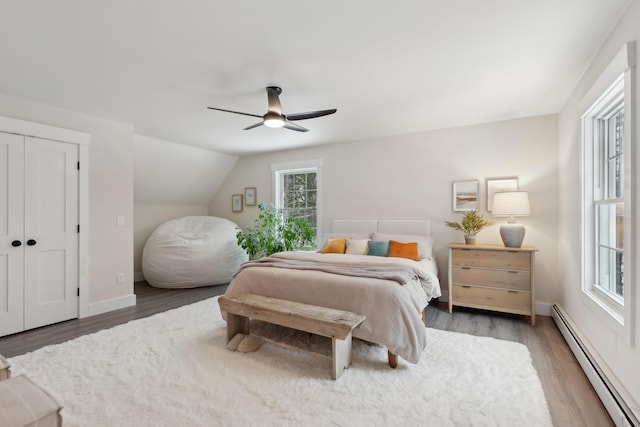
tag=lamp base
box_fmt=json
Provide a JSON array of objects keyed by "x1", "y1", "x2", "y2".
[{"x1": 500, "y1": 224, "x2": 525, "y2": 248}]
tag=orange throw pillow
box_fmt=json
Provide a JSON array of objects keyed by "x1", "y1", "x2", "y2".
[
  {"x1": 321, "y1": 238, "x2": 347, "y2": 254},
  {"x1": 388, "y1": 240, "x2": 420, "y2": 261}
]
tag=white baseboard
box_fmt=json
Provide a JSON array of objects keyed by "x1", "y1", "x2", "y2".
[
  {"x1": 552, "y1": 304, "x2": 639, "y2": 426},
  {"x1": 134, "y1": 272, "x2": 145, "y2": 283},
  {"x1": 86, "y1": 294, "x2": 136, "y2": 317},
  {"x1": 536, "y1": 301, "x2": 553, "y2": 317}
]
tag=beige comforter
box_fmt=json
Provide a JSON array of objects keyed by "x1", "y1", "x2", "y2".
[{"x1": 222, "y1": 251, "x2": 441, "y2": 363}]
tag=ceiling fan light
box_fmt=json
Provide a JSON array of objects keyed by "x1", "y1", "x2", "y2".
[{"x1": 263, "y1": 113, "x2": 285, "y2": 128}]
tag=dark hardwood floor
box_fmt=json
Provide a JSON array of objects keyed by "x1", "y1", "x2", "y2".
[
  {"x1": 0, "y1": 283, "x2": 612, "y2": 426},
  {"x1": 0, "y1": 282, "x2": 227, "y2": 358}
]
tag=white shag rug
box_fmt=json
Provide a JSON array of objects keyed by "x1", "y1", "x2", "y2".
[{"x1": 9, "y1": 297, "x2": 552, "y2": 427}]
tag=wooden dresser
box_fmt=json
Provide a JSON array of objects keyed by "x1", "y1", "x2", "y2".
[{"x1": 448, "y1": 243, "x2": 537, "y2": 325}]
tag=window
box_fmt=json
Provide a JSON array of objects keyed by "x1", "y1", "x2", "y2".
[
  {"x1": 272, "y1": 159, "x2": 322, "y2": 247},
  {"x1": 581, "y1": 41, "x2": 635, "y2": 345},
  {"x1": 583, "y1": 74, "x2": 626, "y2": 315}
]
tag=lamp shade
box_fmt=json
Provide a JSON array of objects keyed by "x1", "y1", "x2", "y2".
[{"x1": 492, "y1": 191, "x2": 531, "y2": 216}]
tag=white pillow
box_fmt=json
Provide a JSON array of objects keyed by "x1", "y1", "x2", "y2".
[
  {"x1": 345, "y1": 239, "x2": 370, "y2": 255},
  {"x1": 371, "y1": 233, "x2": 434, "y2": 259},
  {"x1": 321, "y1": 233, "x2": 370, "y2": 249}
]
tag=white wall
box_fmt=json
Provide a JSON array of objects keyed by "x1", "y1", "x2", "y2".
[
  {"x1": 133, "y1": 135, "x2": 238, "y2": 276},
  {"x1": 0, "y1": 92, "x2": 134, "y2": 313},
  {"x1": 558, "y1": 1, "x2": 640, "y2": 406},
  {"x1": 210, "y1": 114, "x2": 560, "y2": 310}
]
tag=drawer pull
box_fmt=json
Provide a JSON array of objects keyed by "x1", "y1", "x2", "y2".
[
  {"x1": 461, "y1": 285, "x2": 472, "y2": 288},
  {"x1": 508, "y1": 290, "x2": 519, "y2": 294},
  {"x1": 461, "y1": 267, "x2": 471, "y2": 270},
  {"x1": 507, "y1": 271, "x2": 519, "y2": 274}
]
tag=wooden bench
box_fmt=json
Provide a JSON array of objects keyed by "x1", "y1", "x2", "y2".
[
  {"x1": 0, "y1": 354, "x2": 10, "y2": 380},
  {"x1": 218, "y1": 293, "x2": 366, "y2": 379}
]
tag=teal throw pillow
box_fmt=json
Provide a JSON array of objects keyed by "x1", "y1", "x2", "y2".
[{"x1": 368, "y1": 240, "x2": 389, "y2": 257}]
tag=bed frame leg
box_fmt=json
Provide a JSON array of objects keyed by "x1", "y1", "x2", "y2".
[{"x1": 387, "y1": 351, "x2": 398, "y2": 369}]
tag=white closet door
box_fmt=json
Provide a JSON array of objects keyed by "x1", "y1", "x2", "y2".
[
  {"x1": 0, "y1": 132, "x2": 25, "y2": 336},
  {"x1": 23, "y1": 136, "x2": 79, "y2": 330}
]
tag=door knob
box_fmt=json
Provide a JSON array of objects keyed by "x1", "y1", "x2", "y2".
[
  {"x1": 26, "y1": 239, "x2": 37, "y2": 246},
  {"x1": 11, "y1": 240, "x2": 22, "y2": 247}
]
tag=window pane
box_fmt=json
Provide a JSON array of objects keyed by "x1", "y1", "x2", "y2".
[
  {"x1": 616, "y1": 202, "x2": 624, "y2": 250},
  {"x1": 598, "y1": 202, "x2": 624, "y2": 250},
  {"x1": 307, "y1": 190, "x2": 317, "y2": 207},
  {"x1": 607, "y1": 156, "x2": 623, "y2": 198},
  {"x1": 597, "y1": 202, "x2": 624, "y2": 298},
  {"x1": 598, "y1": 246, "x2": 624, "y2": 298},
  {"x1": 284, "y1": 174, "x2": 294, "y2": 192},
  {"x1": 307, "y1": 173, "x2": 317, "y2": 190},
  {"x1": 606, "y1": 109, "x2": 624, "y2": 199},
  {"x1": 607, "y1": 110, "x2": 623, "y2": 157}
]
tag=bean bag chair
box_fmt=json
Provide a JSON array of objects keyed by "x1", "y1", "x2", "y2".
[{"x1": 142, "y1": 216, "x2": 248, "y2": 288}]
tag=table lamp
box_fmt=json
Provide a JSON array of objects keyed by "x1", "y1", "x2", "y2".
[{"x1": 492, "y1": 191, "x2": 531, "y2": 248}]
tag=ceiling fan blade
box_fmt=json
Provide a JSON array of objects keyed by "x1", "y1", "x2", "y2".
[
  {"x1": 207, "y1": 107, "x2": 262, "y2": 118},
  {"x1": 283, "y1": 121, "x2": 309, "y2": 132},
  {"x1": 243, "y1": 122, "x2": 264, "y2": 130},
  {"x1": 266, "y1": 86, "x2": 283, "y2": 115},
  {"x1": 286, "y1": 109, "x2": 337, "y2": 121}
]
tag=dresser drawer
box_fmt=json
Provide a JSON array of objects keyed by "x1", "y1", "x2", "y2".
[
  {"x1": 451, "y1": 248, "x2": 531, "y2": 271},
  {"x1": 452, "y1": 285, "x2": 531, "y2": 314},
  {"x1": 451, "y1": 266, "x2": 531, "y2": 291}
]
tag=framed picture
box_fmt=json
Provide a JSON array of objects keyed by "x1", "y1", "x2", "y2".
[
  {"x1": 452, "y1": 180, "x2": 479, "y2": 211},
  {"x1": 231, "y1": 194, "x2": 243, "y2": 212},
  {"x1": 486, "y1": 177, "x2": 518, "y2": 212},
  {"x1": 244, "y1": 187, "x2": 256, "y2": 206}
]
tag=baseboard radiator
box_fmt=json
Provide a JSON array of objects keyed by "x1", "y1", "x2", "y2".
[{"x1": 552, "y1": 304, "x2": 639, "y2": 427}]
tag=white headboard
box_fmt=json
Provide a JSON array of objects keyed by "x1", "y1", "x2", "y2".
[{"x1": 332, "y1": 219, "x2": 431, "y2": 236}]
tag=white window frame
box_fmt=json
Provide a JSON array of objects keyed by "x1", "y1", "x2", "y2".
[
  {"x1": 271, "y1": 159, "x2": 323, "y2": 248},
  {"x1": 580, "y1": 42, "x2": 636, "y2": 346}
]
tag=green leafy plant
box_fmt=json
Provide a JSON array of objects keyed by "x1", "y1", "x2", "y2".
[
  {"x1": 445, "y1": 210, "x2": 495, "y2": 236},
  {"x1": 236, "y1": 204, "x2": 315, "y2": 258}
]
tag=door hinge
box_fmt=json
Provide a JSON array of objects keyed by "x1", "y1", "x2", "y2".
[
  {"x1": 77, "y1": 161, "x2": 80, "y2": 170},
  {"x1": 77, "y1": 288, "x2": 80, "y2": 297},
  {"x1": 77, "y1": 224, "x2": 80, "y2": 233}
]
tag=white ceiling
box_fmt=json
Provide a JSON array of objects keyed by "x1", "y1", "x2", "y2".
[{"x1": 0, "y1": 1, "x2": 631, "y2": 156}]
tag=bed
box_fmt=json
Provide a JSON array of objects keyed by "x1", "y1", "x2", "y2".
[{"x1": 221, "y1": 219, "x2": 441, "y2": 366}]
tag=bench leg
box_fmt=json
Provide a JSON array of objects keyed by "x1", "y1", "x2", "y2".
[
  {"x1": 226, "y1": 313, "x2": 250, "y2": 343},
  {"x1": 332, "y1": 332, "x2": 353, "y2": 380},
  {"x1": 388, "y1": 351, "x2": 398, "y2": 369}
]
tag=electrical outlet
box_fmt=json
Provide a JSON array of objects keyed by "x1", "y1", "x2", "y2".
[{"x1": 117, "y1": 273, "x2": 125, "y2": 284}]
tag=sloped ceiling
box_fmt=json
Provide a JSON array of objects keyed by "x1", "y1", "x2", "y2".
[
  {"x1": 0, "y1": 1, "x2": 632, "y2": 155},
  {"x1": 134, "y1": 135, "x2": 237, "y2": 205}
]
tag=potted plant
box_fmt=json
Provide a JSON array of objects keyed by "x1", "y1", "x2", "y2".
[
  {"x1": 445, "y1": 210, "x2": 494, "y2": 245},
  {"x1": 236, "y1": 204, "x2": 315, "y2": 258}
]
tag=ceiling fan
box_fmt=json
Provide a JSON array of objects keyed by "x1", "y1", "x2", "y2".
[{"x1": 207, "y1": 86, "x2": 337, "y2": 132}]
